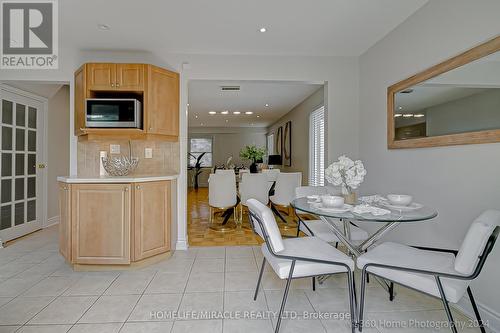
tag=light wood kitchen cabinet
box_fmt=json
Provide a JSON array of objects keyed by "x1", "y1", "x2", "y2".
[
  {"x1": 74, "y1": 65, "x2": 86, "y2": 136},
  {"x1": 145, "y1": 65, "x2": 179, "y2": 137},
  {"x1": 116, "y1": 64, "x2": 144, "y2": 91},
  {"x1": 133, "y1": 181, "x2": 171, "y2": 261},
  {"x1": 58, "y1": 183, "x2": 71, "y2": 260},
  {"x1": 71, "y1": 184, "x2": 131, "y2": 265},
  {"x1": 86, "y1": 63, "x2": 116, "y2": 90},
  {"x1": 58, "y1": 180, "x2": 173, "y2": 267}
]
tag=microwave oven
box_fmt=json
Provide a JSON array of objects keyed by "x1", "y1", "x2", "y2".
[{"x1": 85, "y1": 98, "x2": 142, "y2": 128}]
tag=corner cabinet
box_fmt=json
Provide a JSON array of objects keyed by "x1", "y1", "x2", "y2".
[
  {"x1": 58, "y1": 180, "x2": 173, "y2": 267},
  {"x1": 74, "y1": 62, "x2": 179, "y2": 141}
]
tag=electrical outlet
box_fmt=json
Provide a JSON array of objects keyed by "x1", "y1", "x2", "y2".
[
  {"x1": 110, "y1": 144, "x2": 120, "y2": 154},
  {"x1": 145, "y1": 148, "x2": 153, "y2": 159}
]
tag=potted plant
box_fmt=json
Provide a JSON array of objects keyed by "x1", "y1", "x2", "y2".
[
  {"x1": 325, "y1": 155, "x2": 367, "y2": 204},
  {"x1": 188, "y1": 152, "x2": 206, "y2": 189},
  {"x1": 239, "y1": 145, "x2": 266, "y2": 173}
]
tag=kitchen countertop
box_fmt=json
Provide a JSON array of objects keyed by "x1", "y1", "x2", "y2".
[{"x1": 57, "y1": 174, "x2": 178, "y2": 183}]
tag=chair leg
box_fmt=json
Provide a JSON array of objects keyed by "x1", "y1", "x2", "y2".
[
  {"x1": 366, "y1": 273, "x2": 370, "y2": 284},
  {"x1": 435, "y1": 276, "x2": 458, "y2": 333},
  {"x1": 275, "y1": 260, "x2": 295, "y2": 333},
  {"x1": 335, "y1": 242, "x2": 338, "y2": 248},
  {"x1": 389, "y1": 282, "x2": 394, "y2": 301},
  {"x1": 271, "y1": 204, "x2": 288, "y2": 224},
  {"x1": 347, "y1": 271, "x2": 357, "y2": 333},
  {"x1": 254, "y1": 257, "x2": 266, "y2": 301},
  {"x1": 467, "y1": 287, "x2": 486, "y2": 333},
  {"x1": 359, "y1": 269, "x2": 367, "y2": 332},
  {"x1": 312, "y1": 277, "x2": 316, "y2": 291},
  {"x1": 296, "y1": 220, "x2": 301, "y2": 237}
]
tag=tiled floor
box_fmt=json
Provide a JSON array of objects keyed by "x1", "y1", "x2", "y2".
[{"x1": 0, "y1": 227, "x2": 483, "y2": 333}]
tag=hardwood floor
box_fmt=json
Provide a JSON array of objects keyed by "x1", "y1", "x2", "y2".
[{"x1": 187, "y1": 188, "x2": 299, "y2": 246}]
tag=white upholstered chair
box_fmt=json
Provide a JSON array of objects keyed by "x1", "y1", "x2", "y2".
[
  {"x1": 295, "y1": 186, "x2": 369, "y2": 243},
  {"x1": 262, "y1": 168, "x2": 280, "y2": 182},
  {"x1": 357, "y1": 210, "x2": 500, "y2": 333},
  {"x1": 215, "y1": 169, "x2": 236, "y2": 176},
  {"x1": 246, "y1": 199, "x2": 357, "y2": 333},
  {"x1": 238, "y1": 168, "x2": 250, "y2": 181},
  {"x1": 208, "y1": 172, "x2": 238, "y2": 231},
  {"x1": 239, "y1": 173, "x2": 269, "y2": 224},
  {"x1": 269, "y1": 172, "x2": 301, "y2": 224}
]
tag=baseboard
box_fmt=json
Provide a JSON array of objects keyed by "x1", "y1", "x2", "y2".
[
  {"x1": 175, "y1": 239, "x2": 188, "y2": 250},
  {"x1": 453, "y1": 297, "x2": 500, "y2": 333},
  {"x1": 45, "y1": 216, "x2": 60, "y2": 228}
]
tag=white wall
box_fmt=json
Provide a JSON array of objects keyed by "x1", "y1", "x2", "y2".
[
  {"x1": 267, "y1": 87, "x2": 325, "y2": 184},
  {"x1": 358, "y1": 0, "x2": 500, "y2": 329},
  {"x1": 47, "y1": 86, "x2": 70, "y2": 220}
]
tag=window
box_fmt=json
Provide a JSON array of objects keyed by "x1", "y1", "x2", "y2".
[
  {"x1": 267, "y1": 133, "x2": 274, "y2": 156},
  {"x1": 189, "y1": 137, "x2": 213, "y2": 167},
  {"x1": 309, "y1": 106, "x2": 325, "y2": 186}
]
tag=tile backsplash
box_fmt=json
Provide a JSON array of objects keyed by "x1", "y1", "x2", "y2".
[{"x1": 77, "y1": 139, "x2": 180, "y2": 176}]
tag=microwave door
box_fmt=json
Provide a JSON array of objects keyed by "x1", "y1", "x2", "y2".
[{"x1": 86, "y1": 100, "x2": 138, "y2": 128}]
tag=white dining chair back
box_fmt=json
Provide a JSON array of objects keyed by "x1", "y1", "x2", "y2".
[
  {"x1": 247, "y1": 199, "x2": 284, "y2": 252},
  {"x1": 208, "y1": 173, "x2": 237, "y2": 208},
  {"x1": 240, "y1": 173, "x2": 269, "y2": 206},
  {"x1": 262, "y1": 168, "x2": 280, "y2": 182},
  {"x1": 454, "y1": 209, "x2": 500, "y2": 275},
  {"x1": 270, "y1": 172, "x2": 302, "y2": 206},
  {"x1": 215, "y1": 169, "x2": 235, "y2": 176}
]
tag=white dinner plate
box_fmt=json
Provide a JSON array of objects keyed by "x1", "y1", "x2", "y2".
[
  {"x1": 380, "y1": 202, "x2": 423, "y2": 211},
  {"x1": 311, "y1": 202, "x2": 353, "y2": 213}
]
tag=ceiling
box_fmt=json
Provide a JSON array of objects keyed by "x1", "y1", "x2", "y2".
[
  {"x1": 60, "y1": 0, "x2": 428, "y2": 56},
  {"x1": 2, "y1": 81, "x2": 64, "y2": 98},
  {"x1": 188, "y1": 80, "x2": 322, "y2": 127}
]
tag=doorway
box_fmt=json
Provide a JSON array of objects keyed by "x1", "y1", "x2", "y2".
[{"x1": 0, "y1": 86, "x2": 46, "y2": 242}]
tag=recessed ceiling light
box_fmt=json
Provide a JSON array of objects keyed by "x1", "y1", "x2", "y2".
[
  {"x1": 200, "y1": 123, "x2": 204, "y2": 126},
  {"x1": 265, "y1": 103, "x2": 269, "y2": 107},
  {"x1": 208, "y1": 111, "x2": 217, "y2": 115},
  {"x1": 257, "y1": 115, "x2": 260, "y2": 118},
  {"x1": 245, "y1": 111, "x2": 253, "y2": 115},
  {"x1": 225, "y1": 119, "x2": 229, "y2": 123},
  {"x1": 233, "y1": 111, "x2": 241, "y2": 115},
  {"x1": 414, "y1": 114, "x2": 425, "y2": 118},
  {"x1": 221, "y1": 110, "x2": 229, "y2": 115},
  {"x1": 250, "y1": 123, "x2": 254, "y2": 126},
  {"x1": 394, "y1": 114, "x2": 402, "y2": 118},
  {"x1": 259, "y1": 27, "x2": 267, "y2": 33},
  {"x1": 398, "y1": 106, "x2": 403, "y2": 110},
  {"x1": 187, "y1": 103, "x2": 190, "y2": 107},
  {"x1": 402, "y1": 114, "x2": 414, "y2": 118},
  {"x1": 98, "y1": 24, "x2": 110, "y2": 30},
  {"x1": 195, "y1": 115, "x2": 198, "y2": 118}
]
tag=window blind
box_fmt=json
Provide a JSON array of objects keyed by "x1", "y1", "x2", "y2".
[{"x1": 309, "y1": 106, "x2": 325, "y2": 186}]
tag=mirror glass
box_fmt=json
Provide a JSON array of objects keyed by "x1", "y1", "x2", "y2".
[{"x1": 394, "y1": 51, "x2": 500, "y2": 140}]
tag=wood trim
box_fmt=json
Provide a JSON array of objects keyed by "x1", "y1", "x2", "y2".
[{"x1": 388, "y1": 36, "x2": 500, "y2": 149}]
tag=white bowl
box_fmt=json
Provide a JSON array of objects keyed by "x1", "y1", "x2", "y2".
[
  {"x1": 321, "y1": 195, "x2": 345, "y2": 208},
  {"x1": 387, "y1": 194, "x2": 413, "y2": 206}
]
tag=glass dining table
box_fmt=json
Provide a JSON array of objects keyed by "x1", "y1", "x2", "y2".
[{"x1": 291, "y1": 197, "x2": 438, "y2": 257}]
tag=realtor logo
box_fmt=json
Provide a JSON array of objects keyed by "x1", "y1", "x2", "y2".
[{"x1": 1, "y1": 0, "x2": 58, "y2": 69}]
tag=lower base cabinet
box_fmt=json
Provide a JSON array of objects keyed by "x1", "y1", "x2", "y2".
[{"x1": 59, "y1": 180, "x2": 172, "y2": 266}]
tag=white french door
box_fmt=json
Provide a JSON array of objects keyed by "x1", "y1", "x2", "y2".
[{"x1": 0, "y1": 87, "x2": 46, "y2": 242}]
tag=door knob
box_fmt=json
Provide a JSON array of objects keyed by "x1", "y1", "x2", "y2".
[{"x1": 37, "y1": 164, "x2": 46, "y2": 169}]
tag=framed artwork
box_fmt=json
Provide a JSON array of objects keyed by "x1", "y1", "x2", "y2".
[
  {"x1": 276, "y1": 126, "x2": 283, "y2": 159},
  {"x1": 284, "y1": 121, "x2": 292, "y2": 166}
]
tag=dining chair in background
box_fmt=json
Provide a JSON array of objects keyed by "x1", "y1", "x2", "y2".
[
  {"x1": 357, "y1": 210, "x2": 500, "y2": 333},
  {"x1": 270, "y1": 172, "x2": 302, "y2": 227},
  {"x1": 208, "y1": 172, "x2": 238, "y2": 231},
  {"x1": 239, "y1": 173, "x2": 269, "y2": 226},
  {"x1": 246, "y1": 199, "x2": 357, "y2": 333},
  {"x1": 294, "y1": 186, "x2": 369, "y2": 245}
]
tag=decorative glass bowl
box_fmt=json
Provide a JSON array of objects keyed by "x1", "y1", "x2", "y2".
[{"x1": 101, "y1": 156, "x2": 139, "y2": 176}]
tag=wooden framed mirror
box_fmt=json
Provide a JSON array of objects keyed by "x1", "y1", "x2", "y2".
[{"x1": 388, "y1": 36, "x2": 500, "y2": 149}]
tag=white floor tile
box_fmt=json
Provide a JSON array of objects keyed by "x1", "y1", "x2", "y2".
[
  {"x1": 0, "y1": 327, "x2": 19, "y2": 333},
  {"x1": 185, "y1": 272, "x2": 224, "y2": 292},
  {"x1": 225, "y1": 271, "x2": 259, "y2": 292},
  {"x1": 225, "y1": 257, "x2": 258, "y2": 272},
  {"x1": 128, "y1": 293, "x2": 182, "y2": 322},
  {"x1": 225, "y1": 246, "x2": 255, "y2": 258},
  {"x1": 171, "y1": 319, "x2": 222, "y2": 333},
  {"x1": 305, "y1": 288, "x2": 351, "y2": 313},
  {"x1": 0, "y1": 262, "x2": 32, "y2": 279},
  {"x1": 191, "y1": 258, "x2": 225, "y2": 273},
  {"x1": 0, "y1": 296, "x2": 54, "y2": 325},
  {"x1": 16, "y1": 324, "x2": 72, "y2": 333},
  {"x1": 0, "y1": 297, "x2": 13, "y2": 307},
  {"x1": 145, "y1": 272, "x2": 188, "y2": 294},
  {"x1": 104, "y1": 272, "x2": 155, "y2": 295},
  {"x1": 29, "y1": 296, "x2": 97, "y2": 324},
  {"x1": 68, "y1": 323, "x2": 122, "y2": 333},
  {"x1": 0, "y1": 276, "x2": 45, "y2": 297},
  {"x1": 265, "y1": 290, "x2": 315, "y2": 314},
  {"x1": 194, "y1": 246, "x2": 225, "y2": 259},
  {"x1": 153, "y1": 258, "x2": 194, "y2": 274},
  {"x1": 120, "y1": 321, "x2": 174, "y2": 333},
  {"x1": 22, "y1": 276, "x2": 81, "y2": 297},
  {"x1": 178, "y1": 292, "x2": 223, "y2": 315},
  {"x1": 224, "y1": 291, "x2": 268, "y2": 313},
  {"x1": 273, "y1": 317, "x2": 327, "y2": 333},
  {"x1": 63, "y1": 274, "x2": 117, "y2": 296},
  {"x1": 78, "y1": 295, "x2": 140, "y2": 323},
  {"x1": 223, "y1": 318, "x2": 274, "y2": 333}
]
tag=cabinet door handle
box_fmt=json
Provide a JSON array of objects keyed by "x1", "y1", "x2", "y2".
[
  {"x1": 111, "y1": 83, "x2": 115, "y2": 87},
  {"x1": 149, "y1": 127, "x2": 153, "y2": 131},
  {"x1": 136, "y1": 185, "x2": 141, "y2": 189},
  {"x1": 116, "y1": 83, "x2": 120, "y2": 87},
  {"x1": 124, "y1": 187, "x2": 129, "y2": 192}
]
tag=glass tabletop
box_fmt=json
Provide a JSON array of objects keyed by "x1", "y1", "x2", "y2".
[{"x1": 291, "y1": 197, "x2": 438, "y2": 222}]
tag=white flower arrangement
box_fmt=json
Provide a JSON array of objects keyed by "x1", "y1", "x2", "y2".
[{"x1": 325, "y1": 155, "x2": 367, "y2": 194}]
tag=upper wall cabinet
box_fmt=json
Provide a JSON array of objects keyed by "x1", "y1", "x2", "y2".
[
  {"x1": 75, "y1": 63, "x2": 179, "y2": 140},
  {"x1": 388, "y1": 36, "x2": 500, "y2": 149}
]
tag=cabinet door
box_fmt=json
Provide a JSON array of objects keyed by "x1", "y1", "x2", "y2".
[
  {"x1": 134, "y1": 181, "x2": 171, "y2": 260},
  {"x1": 116, "y1": 64, "x2": 144, "y2": 91},
  {"x1": 58, "y1": 183, "x2": 71, "y2": 261},
  {"x1": 74, "y1": 65, "x2": 86, "y2": 135},
  {"x1": 146, "y1": 65, "x2": 179, "y2": 137},
  {"x1": 72, "y1": 184, "x2": 131, "y2": 264},
  {"x1": 86, "y1": 63, "x2": 116, "y2": 90}
]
